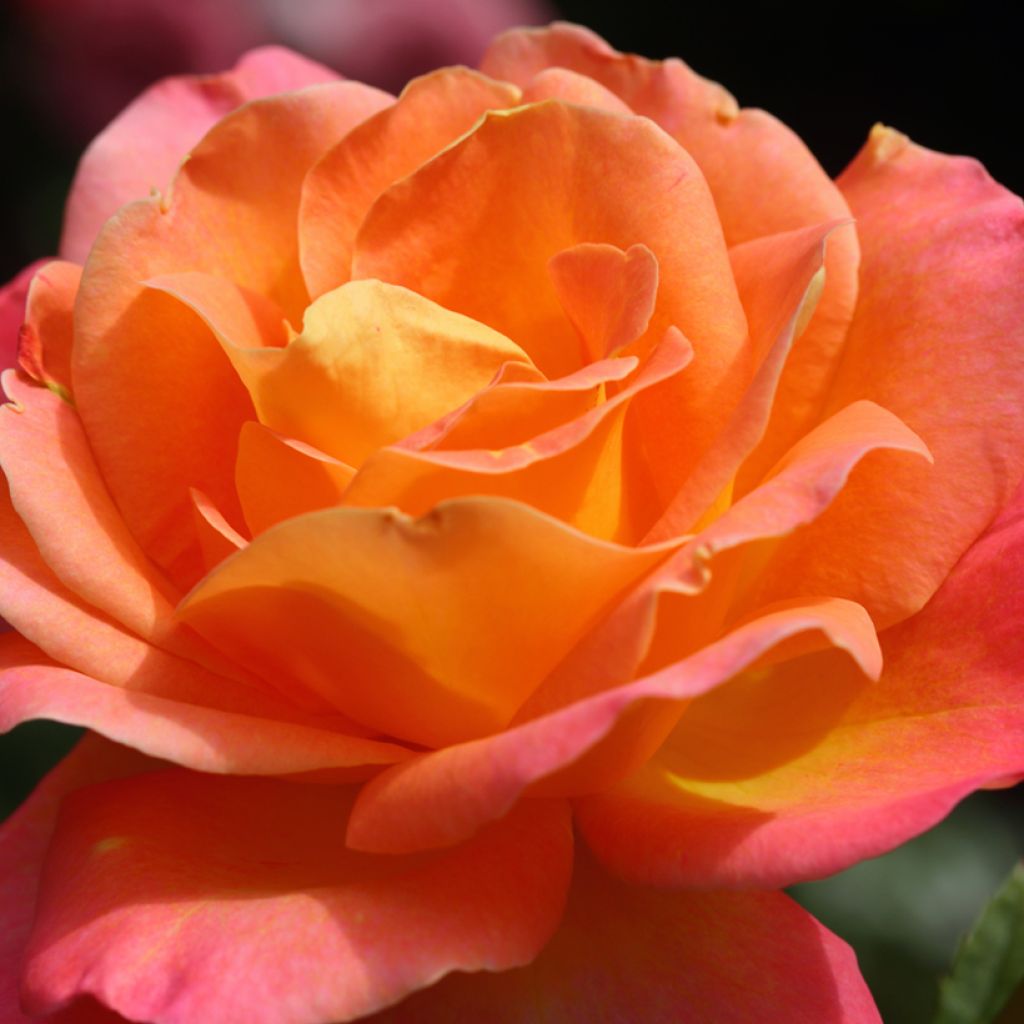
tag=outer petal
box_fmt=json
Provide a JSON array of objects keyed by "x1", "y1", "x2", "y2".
[
  {"x1": 0, "y1": 482, "x2": 303, "y2": 721},
  {"x1": 759, "y1": 127, "x2": 1024, "y2": 627},
  {"x1": 0, "y1": 632, "x2": 410, "y2": 778},
  {"x1": 178, "y1": 498, "x2": 675, "y2": 748},
  {"x1": 374, "y1": 852, "x2": 880, "y2": 1024},
  {"x1": 0, "y1": 262, "x2": 47, "y2": 372},
  {"x1": 352, "y1": 100, "x2": 750, "y2": 500},
  {"x1": 577, "y1": 474, "x2": 1024, "y2": 889},
  {"x1": 0, "y1": 374, "x2": 180, "y2": 643},
  {"x1": 300, "y1": 67, "x2": 521, "y2": 298},
  {"x1": 481, "y1": 23, "x2": 860, "y2": 462},
  {"x1": 72, "y1": 83, "x2": 391, "y2": 586},
  {"x1": 60, "y1": 46, "x2": 340, "y2": 263},
  {"x1": 14, "y1": 261, "x2": 80, "y2": 398},
  {"x1": 21, "y1": 772, "x2": 573, "y2": 1024},
  {"x1": 0, "y1": 735, "x2": 152, "y2": 1024},
  {"x1": 346, "y1": 596, "x2": 879, "y2": 855}
]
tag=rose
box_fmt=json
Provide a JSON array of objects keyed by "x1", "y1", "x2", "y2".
[{"x1": 1, "y1": 20, "x2": 1022, "y2": 1023}]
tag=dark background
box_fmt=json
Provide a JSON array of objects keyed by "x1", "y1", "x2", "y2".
[{"x1": 1, "y1": 2, "x2": 1021, "y2": 1021}]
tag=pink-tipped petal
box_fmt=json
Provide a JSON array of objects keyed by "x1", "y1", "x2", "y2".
[
  {"x1": 0, "y1": 373, "x2": 181, "y2": 643},
  {"x1": 760, "y1": 127, "x2": 1024, "y2": 627},
  {"x1": 60, "y1": 46, "x2": 341, "y2": 263},
  {"x1": 72, "y1": 83, "x2": 391, "y2": 587},
  {"x1": 0, "y1": 736, "x2": 154, "y2": 1024},
  {"x1": 0, "y1": 261, "x2": 48, "y2": 372},
  {"x1": 0, "y1": 632, "x2": 409, "y2": 777},
  {"x1": 14, "y1": 261, "x2": 80, "y2": 398},
  {"x1": 22, "y1": 772, "x2": 573, "y2": 1024},
  {"x1": 577, "y1": 474, "x2": 1024, "y2": 889},
  {"x1": 374, "y1": 851, "x2": 879, "y2": 1023},
  {"x1": 347, "y1": 596, "x2": 878, "y2": 855}
]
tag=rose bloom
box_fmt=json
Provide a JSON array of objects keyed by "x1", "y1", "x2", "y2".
[{"x1": 1, "y1": 21, "x2": 1022, "y2": 1024}]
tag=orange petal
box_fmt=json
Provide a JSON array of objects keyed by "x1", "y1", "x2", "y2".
[
  {"x1": 235, "y1": 422, "x2": 354, "y2": 536},
  {"x1": 0, "y1": 479, "x2": 293, "y2": 719},
  {"x1": 227, "y1": 280, "x2": 530, "y2": 467},
  {"x1": 0, "y1": 632, "x2": 410, "y2": 777},
  {"x1": 692, "y1": 399, "x2": 931, "y2": 598},
  {"x1": 179, "y1": 498, "x2": 675, "y2": 748},
  {"x1": 481, "y1": 24, "x2": 860, "y2": 459},
  {"x1": 548, "y1": 242, "x2": 659, "y2": 361},
  {"x1": 22, "y1": 773, "x2": 572, "y2": 1024},
  {"x1": 300, "y1": 67, "x2": 520, "y2": 299},
  {"x1": 374, "y1": 853, "x2": 879, "y2": 1023},
  {"x1": 352, "y1": 101, "x2": 750, "y2": 491},
  {"x1": 15, "y1": 261, "x2": 80, "y2": 399},
  {"x1": 401, "y1": 354, "x2": 631, "y2": 454},
  {"x1": 644, "y1": 221, "x2": 843, "y2": 542},
  {"x1": 760, "y1": 127, "x2": 1024, "y2": 627},
  {"x1": 0, "y1": 374, "x2": 180, "y2": 643},
  {"x1": 72, "y1": 83, "x2": 390, "y2": 586},
  {"x1": 577, "y1": 474, "x2": 1024, "y2": 889},
  {"x1": 346, "y1": 596, "x2": 878, "y2": 854},
  {"x1": 521, "y1": 66, "x2": 633, "y2": 111},
  {"x1": 342, "y1": 328, "x2": 691, "y2": 542},
  {"x1": 190, "y1": 488, "x2": 246, "y2": 571},
  {"x1": 60, "y1": 46, "x2": 342, "y2": 263}
]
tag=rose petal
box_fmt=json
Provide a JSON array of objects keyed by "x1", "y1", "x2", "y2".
[
  {"x1": 548, "y1": 242, "x2": 659, "y2": 361},
  {"x1": 352, "y1": 100, "x2": 750, "y2": 499},
  {"x1": 400, "y1": 354, "x2": 632, "y2": 454},
  {"x1": 346, "y1": 596, "x2": 878, "y2": 855},
  {"x1": 224, "y1": 279, "x2": 530, "y2": 467},
  {"x1": 0, "y1": 632, "x2": 409, "y2": 777},
  {"x1": 0, "y1": 373, "x2": 181, "y2": 643},
  {"x1": 373, "y1": 850, "x2": 879, "y2": 1024},
  {"x1": 22, "y1": 772, "x2": 573, "y2": 1024},
  {"x1": 14, "y1": 261, "x2": 80, "y2": 398},
  {"x1": 178, "y1": 498, "x2": 675, "y2": 748},
  {"x1": 236, "y1": 423, "x2": 354, "y2": 536},
  {"x1": 341, "y1": 328, "x2": 691, "y2": 542},
  {"x1": 60, "y1": 46, "x2": 341, "y2": 264},
  {"x1": 0, "y1": 736, "x2": 154, "y2": 1024},
  {"x1": 300, "y1": 67, "x2": 521, "y2": 299},
  {"x1": 190, "y1": 489, "x2": 246, "y2": 571},
  {"x1": 644, "y1": 220, "x2": 844, "y2": 541},
  {"x1": 576, "y1": 474, "x2": 1024, "y2": 889},
  {"x1": 481, "y1": 24, "x2": 860, "y2": 464},
  {"x1": 757, "y1": 127, "x2": 1024, "y2": 627},
  {"x1": 0, "y1": 481, "x2": 297, "y2": 719},
  {"x1": 0, "y1": 262, "x2": 48, "y2": 372},
  {"x1": 521, "y1": 66, "x2": 633, "y2": 111},
  {"x1": 73, "y1": 83, "x2": 392, "y2": 586}
]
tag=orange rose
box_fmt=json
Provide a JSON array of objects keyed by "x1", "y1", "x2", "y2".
[{"x1": 1, "y1": 23, "x2": 1022, "y2": 1023}]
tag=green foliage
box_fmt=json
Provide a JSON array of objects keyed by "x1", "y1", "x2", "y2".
[{"x1": 934, "y1": 863, "x2": 1024, "y2": 1024}]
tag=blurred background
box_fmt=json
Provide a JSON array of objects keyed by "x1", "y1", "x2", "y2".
[{"x1": 0, "y1": 1, "x2": 1021, "y2": 1020}]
